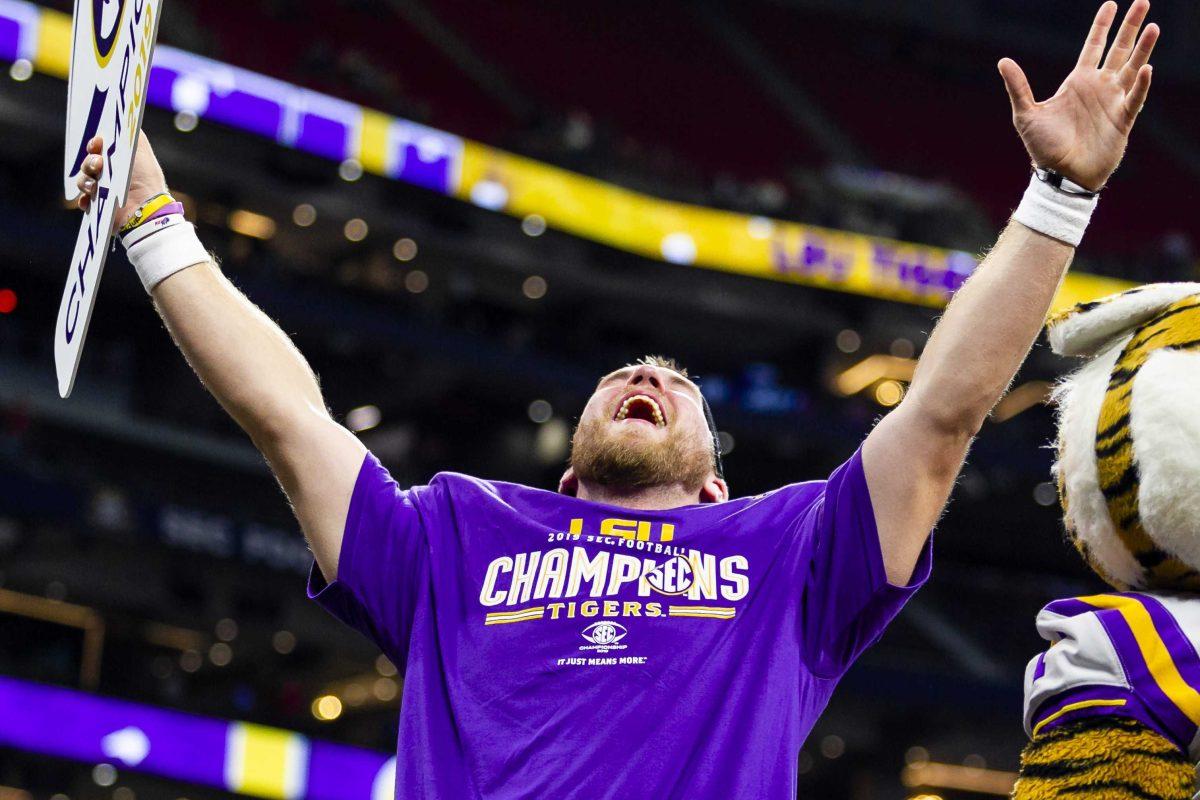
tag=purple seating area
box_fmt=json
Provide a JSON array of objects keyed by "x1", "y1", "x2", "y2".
[
  {"x1": 148, "y1": 1, "x2": 1195, "y2": 263},
  {"x1": 736, "y1": 5, "x2": 1197, "y2": 256},
  {"x1": 190, "y1": 0, "x2": 514, "y2": 141},
  {"x1": 406, "y1": 0, "x2": 817, "y2": 179}
]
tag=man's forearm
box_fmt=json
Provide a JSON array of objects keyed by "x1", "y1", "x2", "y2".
[
  {"x1": 862, "y1": 219, "x2": 1073, "y2": 585},
  {"x1": 906, "y1": 220, "x2": 1073, "y2": 435},
  {"x1": 151, "y1": 259, "x2": 329, "y2": 445}
]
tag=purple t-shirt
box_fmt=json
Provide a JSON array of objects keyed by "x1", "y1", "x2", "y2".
[{"x1": 309, "y1": 447, "x2": 931, "y2": 799}]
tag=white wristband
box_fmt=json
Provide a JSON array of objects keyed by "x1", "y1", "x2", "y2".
[
  {"x1": 1012, "y1": 173, "x2": 1099, "y2": 247},
  {"x1": 123, "y1": 217, "x2": 210, "y2": 293}
]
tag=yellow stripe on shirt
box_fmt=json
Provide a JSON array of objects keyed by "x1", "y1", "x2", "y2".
[
  {"x1": 1079, "y1": 594, "x2": 1200, "y2": 725},
  {"x1": 484, "y1": 607, "x2": 545, "y2": 625},
  {"x1": 1032, "y1": 698, "x2": 1128, "y2": 737},
  {"x1": 668, "y1": 606, "x2": 736, "y2": 619}
]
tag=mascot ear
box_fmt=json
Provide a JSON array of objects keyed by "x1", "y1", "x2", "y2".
[
  {"x1": 1050, "y1": 282, "x2": 1200, "y2": 592},
  {"x1": 1048, "y1": 282, "x2": 1200, "y2": 358}
]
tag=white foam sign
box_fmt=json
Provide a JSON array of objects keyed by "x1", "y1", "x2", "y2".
[{"x1": 55, "y1": 0, "x2": 163, "y2": 398}]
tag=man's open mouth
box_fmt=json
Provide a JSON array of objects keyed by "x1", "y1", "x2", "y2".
[{"x1": 614, "y1": 394, "x2": 666, "y2": 427}]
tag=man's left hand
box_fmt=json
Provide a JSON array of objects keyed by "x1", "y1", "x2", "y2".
[{"x1": 998, "y1": 0, "x2": 1158, "y2": 192}]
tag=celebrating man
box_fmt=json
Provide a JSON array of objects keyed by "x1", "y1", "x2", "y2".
[{"x1": 74, "y1": 2, "x2": 1156, "y2": 795}]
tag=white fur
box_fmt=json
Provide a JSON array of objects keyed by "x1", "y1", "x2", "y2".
[
  {"x1": 1053, "y1": 337, "x2": 1145, "y2": 588},
  {"x1": 1048, "y1": 283, "x2": 1200, "y2": 358},
  {"x1": 1129, "y1": 349, "x2": 1200, "y2": 571}
]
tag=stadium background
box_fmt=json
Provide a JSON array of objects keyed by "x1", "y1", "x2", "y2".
[{"x1": 1, "y1": 0, "x2": 1198, "y2": 797}]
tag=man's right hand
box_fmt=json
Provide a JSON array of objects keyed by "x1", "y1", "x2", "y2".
[{"x1": 76, "y1": 133, "x2": 169, "y2": 230}]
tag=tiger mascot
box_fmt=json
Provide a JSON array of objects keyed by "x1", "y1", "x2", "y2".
[{"x1": 1014, "y1": 283, "x2": 1200, "y2": 800}]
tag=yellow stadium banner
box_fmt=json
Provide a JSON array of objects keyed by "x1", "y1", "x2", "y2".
[
  {"x1": 2, "y1": 0, "x2": 1138, "y2": 316},
  {"x1": 456, "y1": 142, "x2": 1135, "y2": 316}
]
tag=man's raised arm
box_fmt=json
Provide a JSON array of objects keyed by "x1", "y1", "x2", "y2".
[
  {"x1": 861, "y1": 0, "x2": 1157, "y2": 585},
  {"x1": 76, "y1": 134, "x2": 365, "y2": 582}
]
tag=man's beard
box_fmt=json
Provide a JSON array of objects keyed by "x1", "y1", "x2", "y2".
[{"x1": 569, "y1": 417, "x2": 712, "y2": 491}]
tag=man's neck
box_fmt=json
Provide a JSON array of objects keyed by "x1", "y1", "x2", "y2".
[{"x1": 574, "y1": 481, "x2": 701, "y2": 510}]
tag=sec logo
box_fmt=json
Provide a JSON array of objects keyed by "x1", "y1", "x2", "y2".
[
  {"x1": 643, "y1": 555, "x2": 694, "y2": 596},
  {"x1": 581, "y1": 621, "x2": 627, "y2": 646}
]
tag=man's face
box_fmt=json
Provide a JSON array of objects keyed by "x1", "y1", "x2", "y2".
[{"x1": 569, "y1": 364, "x2": 716, "y2": 492}]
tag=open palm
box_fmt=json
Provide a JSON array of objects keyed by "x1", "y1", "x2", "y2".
[{"x1": 999, "y1": 0, "x2": 1158, "y2": 192}]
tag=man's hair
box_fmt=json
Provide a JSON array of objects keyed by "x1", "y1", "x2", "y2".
[{"x1": 633, "y1": 354, "x2": 689, "y2": 378}]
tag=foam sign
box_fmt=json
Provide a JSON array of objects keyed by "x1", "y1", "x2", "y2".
[{"x1": 54, "y1": 0, "x2": 163, "y2": 398}]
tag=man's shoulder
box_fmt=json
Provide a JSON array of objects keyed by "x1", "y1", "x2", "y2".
[
  {"x1": 737, "y1": 479, "x2": 827, "y2": 511},
  {"x1": 425, "y1": 471, "x2": 558, "y2": 505},
  {"x1": 698, "y1": 480, "x2": 830, "y2": 537}
]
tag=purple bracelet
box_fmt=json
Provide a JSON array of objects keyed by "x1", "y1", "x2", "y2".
[{"x1": 143, "y1": 201, "x2": 185, "y2": 224}]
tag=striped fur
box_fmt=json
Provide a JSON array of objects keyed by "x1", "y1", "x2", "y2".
[
  {"x1": 1090, "y1": 296, "x2": 1200, "y2": 590},
  {"x1": 1012, "y1": 717, "x2": 1193, "y2": 800}
]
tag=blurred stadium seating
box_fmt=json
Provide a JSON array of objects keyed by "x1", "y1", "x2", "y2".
[{"x1": 1, "y1": 1, "x2": 1198, "y2": 798}]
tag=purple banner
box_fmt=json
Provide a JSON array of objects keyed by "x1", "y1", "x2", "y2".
[
  {"x1": 0, "y1": 0, "x2": 36, "y2": 62},
  {"x1": 140, "y1": 45, "x2": 462, "y2": 196},
  {"x1": 0, "y1": 676, "x2": 392, "y2": 800}
]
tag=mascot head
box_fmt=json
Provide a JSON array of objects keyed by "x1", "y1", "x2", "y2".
[{"x1": 1050, "y1": 282, "x2": 1200, "y2": 591}]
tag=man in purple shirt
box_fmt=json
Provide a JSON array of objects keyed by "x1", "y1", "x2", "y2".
[
  {"x1": 74, "y1": 1, "x2": 1156, "y2": 794},
  {"x1": 309, "y1": 355, "x2": 927, "y2": 797}
]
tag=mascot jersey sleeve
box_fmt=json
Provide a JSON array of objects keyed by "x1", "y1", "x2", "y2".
[
  {"x1": 1024, "y1": 592, "x2": 1200, "y2": 758},
  {"x1": 308, "y1": 447, "x2": 932, "y2": 800}
]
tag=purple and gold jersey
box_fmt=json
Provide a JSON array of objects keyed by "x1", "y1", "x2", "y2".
[
  {"x1": 1024, "y1": 593, "x2": 1200, "y2": 757},
  {"x1": 309, "y1": 447, "x2": 930, "y2": 799}
]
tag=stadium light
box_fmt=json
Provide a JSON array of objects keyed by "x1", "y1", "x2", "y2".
[
  {"x1": 207, "y1": 643, "x2": 232, "y2": 667},
  {"x1": 292, "y1": 204, "x2": 317, "y2": 227},
  {"x1": 469, "y1": 179, "x2": 508, "y2": 210},
  {"x1": 392, "y1": 238, "x2": 417, "y2": 261},
  {"x1": 834, "y1": 354, "x2": 916, "y2": 396},
  {"x1": 227, "y1": 210, "x2": 276, "y2": 241},
  {"x1": 874, "y1": 379, "x2": 905, "y2": 407},
  {"x1": 173, "y1": 111, "x2": 198, "y2": 133},
  {"x1": 339, "y1": 159, "x2": 364, "y2": 182},
  {"x1": 819, "y1": 734, "x2": 844, "y2": 759},
  {"x1": 901, "y1": 761, "x2": 1017, "y2": 796},
  {"x1": 346, "y1": 405, "x2": 381, "y2": 433},
  {"x1": 8, "y1": 58, "x2": 31, "y2": 81},
  {"x1": 527, "y1": 400, "x2": 553, "y2": 424},
  {"x1": 312, "y1": 695, "x2": 342, "y2": 721},
  {"x1": 746, "y1": 216, "x2": 774, "y2": 240},
  {"x1": 521, "y1": 214, "x2": 546, "y2": 237},
  {"x1": 990, "y1": 381, "x2": 1052, "y2": 422},
  {"x1": 660, "y1": 232, "x2": 696, "y2": 265},
  {"x1": 91, "y1": 765, "x2": 117, "y2": 787},
  {"x1": 890, "y1": 338, "x2": 915, "y2": 358},
  {"x1": 835, "y1": 329, "x2": 860, "y2": 354},
  {"x1": 405, "y1": 271, "x2": 429, "y2": 294},
  {"x1": 215, "y1": 618, "x2": 238, "y2": 642},
  {"x1": 344, "y1": 219, "x2": 369, "y2": 242},
  {"x1": 522, "y1": 276, "x2": 547, "y2": 300},
  {"x1": 272, "y1": 630, "x2": 296, "y2": 654}
]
